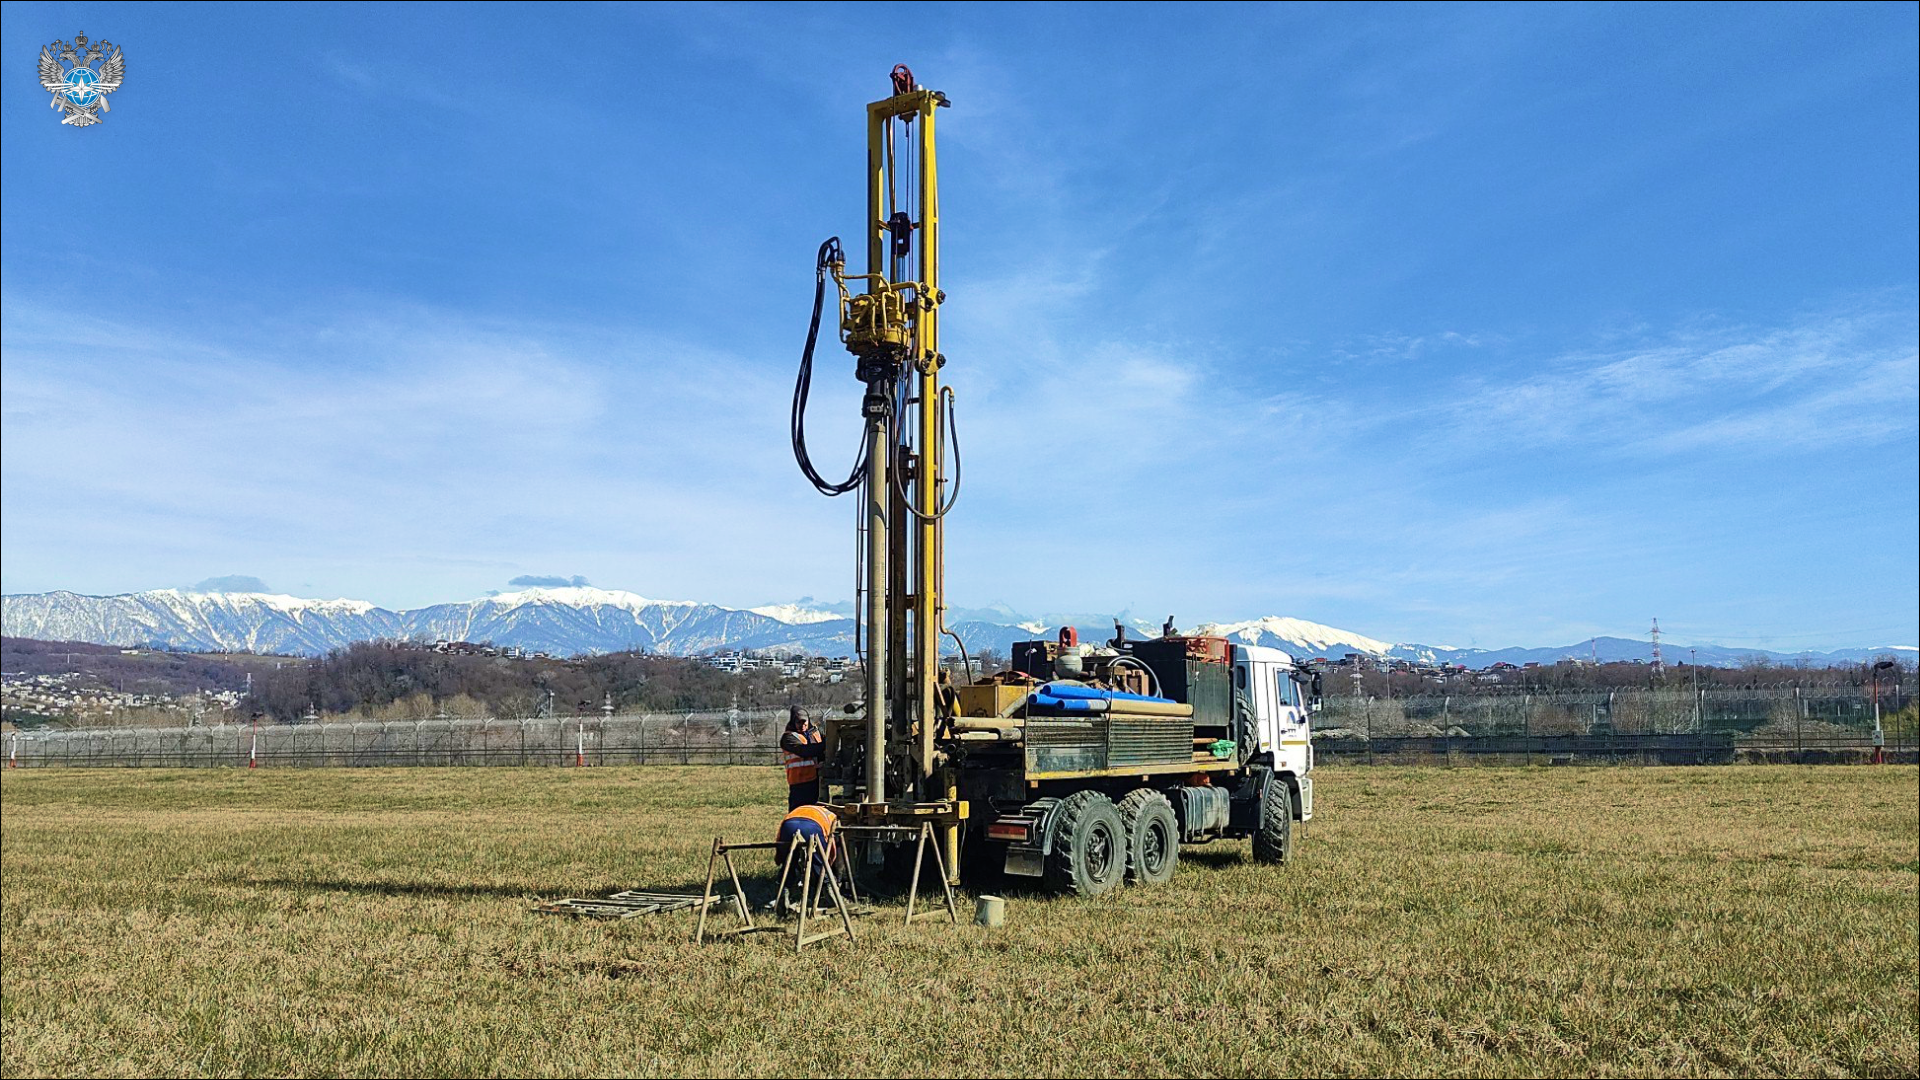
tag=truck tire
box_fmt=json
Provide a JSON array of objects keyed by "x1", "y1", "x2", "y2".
[
  {"x1": 1117, "y1": 788, "x2": 1179, "y2": 886},
  {"x1": 1251, "y1": 773, "x2": 1293, "y2": 865},
  {"x1": 1044, "y1": 791, "x2": 1125, "y2": 897}
]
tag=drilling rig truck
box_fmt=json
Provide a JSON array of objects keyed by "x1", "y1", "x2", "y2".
[{"x1": 789, "y1": 66, "x2": 1318, "y2": 897}]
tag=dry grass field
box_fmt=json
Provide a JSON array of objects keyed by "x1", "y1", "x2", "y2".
[{"x1": 1, "y1": 764, "x2": 1914, "y2": 1078}]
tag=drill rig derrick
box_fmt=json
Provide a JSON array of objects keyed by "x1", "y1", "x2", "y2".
[
  {"x1": 790, "y1": 65, "x2": 963, "y2": 876},
  {"x1": 790, "y1": 69, "x2": 1321, "y2": 899}
]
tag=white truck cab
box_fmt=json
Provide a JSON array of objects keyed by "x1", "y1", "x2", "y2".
[{"x1": 1232, "y1": 644, "x2": 1315, "y2": 821}]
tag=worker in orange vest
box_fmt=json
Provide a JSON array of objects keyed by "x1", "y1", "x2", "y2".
[
  {"x1": 778, "y1": 803, "x2": 839, "y2": 864},
  {"x1": 780, "y1": 706, "x2": 825, "y2": 810},
  {"x1": 775, "y1": 802, "x2": 841, "y2": 913}
]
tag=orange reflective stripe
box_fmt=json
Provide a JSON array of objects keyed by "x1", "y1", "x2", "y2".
[
  {"x1": 783, "y1": 727, "x2": 823, "y2": 784},
  {"x1": 784, "y1": 752, "x2": 818, "y2": 784}
]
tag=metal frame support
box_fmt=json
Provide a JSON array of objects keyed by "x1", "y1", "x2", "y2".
[
  {"x1": 694, "y1": 838, "x2": 777, "y2": 943},
  {"x1": 787, "y1": 835, "x2": 858, "y2": 950},
  {"x1": 694, "y1": 836, "x2": 862, "y2": 951},
  {"x1": 903, "y1": 822, "x2": 959, "y2": 926}
]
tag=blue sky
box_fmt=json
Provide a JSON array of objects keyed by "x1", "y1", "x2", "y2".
[{"x1": 3, "y1": 2, "x2": 1915, "y2": 651}]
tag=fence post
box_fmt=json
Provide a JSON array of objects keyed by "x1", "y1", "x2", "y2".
[{"x1": 1524, "y1": 694, "x2": 1533, "y2": 767}]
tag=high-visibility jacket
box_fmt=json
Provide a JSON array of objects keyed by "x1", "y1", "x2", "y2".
[
  {"x1": 784, "y1": 727, "x2": 823, "y2": 785},
  {"x1": 782, "y1": 804, "x2": 839, "y2": 837}
]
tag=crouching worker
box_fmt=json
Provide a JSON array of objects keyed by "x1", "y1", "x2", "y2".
[{"x1": 773, "y1": 803, "x2": 840, "y2": 914}]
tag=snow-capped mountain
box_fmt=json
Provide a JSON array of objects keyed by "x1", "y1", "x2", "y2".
[
  {"x1": 0, "y1": 587, "x2": 854, "y2": 659},
  {"x1": 746, "y1": 601, "x2": 847, "y2": 625},
  {"x1": 1196, "y1": 616, "x2": 1396, "y2": 659},
  {"x1": 0, "y1": 587, "x2": 1909, "y2": 667},
  {"x1": 0, "y1": 588, "x2": 406, "y2": 655}
]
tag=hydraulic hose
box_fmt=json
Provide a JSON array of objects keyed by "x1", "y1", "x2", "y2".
[
  {"x1": 890, "y1": 376, "x2": 963, "y2": 522},
  {"x1": 792, "y1": 237, "x2": 867, "y2": 497}
]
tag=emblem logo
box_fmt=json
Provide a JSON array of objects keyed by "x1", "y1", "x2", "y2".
[{"x1": 38, "y1": 31, "x2": 124, "y2": 127}]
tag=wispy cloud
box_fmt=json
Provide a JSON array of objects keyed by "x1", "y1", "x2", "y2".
[
  {"x1": 1445, "y1": 304, "x2": 1920, "y2": 458},
  {"x1": 0, "y1": 299, "x2": 839, "y2": 607}
]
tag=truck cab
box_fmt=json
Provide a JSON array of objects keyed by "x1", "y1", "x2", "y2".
[{"x1": 1232, "y1": 643, "x2": 1315, "y2": 822}]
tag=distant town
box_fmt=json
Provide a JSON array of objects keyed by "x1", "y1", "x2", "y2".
[{"x1": 4, "y1": 629, "x2": 1903, "y2": 733}]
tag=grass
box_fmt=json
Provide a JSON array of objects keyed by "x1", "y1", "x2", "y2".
[{"x1": 1, "y1": 765, "x2": 1914, "y2": 1078}]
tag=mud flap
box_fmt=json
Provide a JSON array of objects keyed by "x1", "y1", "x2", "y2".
[{"x1": 1003, "y1": 845, "x2": 1044, "y2": 878}]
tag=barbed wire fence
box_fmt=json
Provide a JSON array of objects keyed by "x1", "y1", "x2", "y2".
[
  {"x1": 4, "y1": 684, "x2": 1914, "y2": 769},
  {"x1": 4, "y1": 709, "x2": 791, "y2": 769},
  {"x1": 1312, "y1": 683, "x2": 1916, "y2": 764}
]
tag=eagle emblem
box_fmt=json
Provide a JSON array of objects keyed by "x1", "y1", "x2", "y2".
[{"x1": 38, "y1": 31, "x2": 124, "y2": 127}]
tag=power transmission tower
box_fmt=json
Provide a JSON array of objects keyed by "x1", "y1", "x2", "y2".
[{"x1": 1650, "y1": 618, "x2": 1664, "y2": 677}]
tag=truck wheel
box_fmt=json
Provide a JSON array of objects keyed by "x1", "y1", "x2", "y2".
[
  {"x1": 1044, "y1": 791, "x2": 1125, "y2": 897},
  {"x1": 1117, "y1": 789, "x2": 1179, "y2": 886},
  {"x1": 1251, "y1": 773, "x2": 1293, "y2": 865}
]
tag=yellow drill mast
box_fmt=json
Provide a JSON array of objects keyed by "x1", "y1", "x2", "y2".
[{"x1": 792, "y1": 65, "x2": 963, "y2": 868}]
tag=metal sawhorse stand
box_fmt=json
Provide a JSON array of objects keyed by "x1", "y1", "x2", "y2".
[
  {"x1": 694, "y1": 836, "x2": 859, "y2": 951},
  {"x1": 838, "y1": 821, "x2": 958, "y2": 925}
]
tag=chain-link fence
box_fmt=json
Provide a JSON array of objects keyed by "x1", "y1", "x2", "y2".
[
  {"x1": 4, "y1": 686, "x2": 1914, "y2": 769},
  {"x1": 4, "y1": 710, "x2": 789, "y2": 769},
  {"x1": 1312, "y1": 684, "x2": 1917, "y2": 764}
]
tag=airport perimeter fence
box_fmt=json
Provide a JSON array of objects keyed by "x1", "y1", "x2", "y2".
[
  {"x1": 1311, "y1": 684, "x2": 1917, "y2": 765},
  {"x1": 5, "y1": 710, "x2": 792, "y2": 770},
  {"x1": 4, "y1": 686, "x2": 1914, "y2": 769}
]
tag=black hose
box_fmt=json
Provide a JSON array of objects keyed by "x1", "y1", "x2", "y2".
[
  {"x1": 792, "y1": 237, "x2": 866, "y2": 496},
  {"x1": 892, "y1": 378, "x2": 963, "y2": 522},
  {"x1": 944, "y1": 626, "x2": 974, "y2": 685}
]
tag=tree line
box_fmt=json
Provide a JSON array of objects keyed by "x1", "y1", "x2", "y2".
[{"x1": 245, "y1": 641, "x2": 857, "y2": 722}]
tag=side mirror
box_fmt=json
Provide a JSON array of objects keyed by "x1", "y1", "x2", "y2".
[{"x1": 1310, "y1": 673, "x2": 1323, "y2": 699}]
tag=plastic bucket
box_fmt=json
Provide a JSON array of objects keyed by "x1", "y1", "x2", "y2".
[{"x1": 974, "y1": 894, "x2": 1006, "y2": 928}]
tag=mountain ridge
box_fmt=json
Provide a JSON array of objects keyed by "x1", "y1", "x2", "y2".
[{"x1": 1, "y1": 588, "x2": 1910, "y2": 668}]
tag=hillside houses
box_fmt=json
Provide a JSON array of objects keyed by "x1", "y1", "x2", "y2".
[
  {"x1": 699, "y1": 651, "x2": 855, "y2": 683},
  {"x1": 1, "y1": 670, "x2": 242, "y2": 724}
]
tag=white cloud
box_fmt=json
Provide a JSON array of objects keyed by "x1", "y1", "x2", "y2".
[{"x1": 1391, "y1": 303, "x2": 1920, "y2": 460}]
